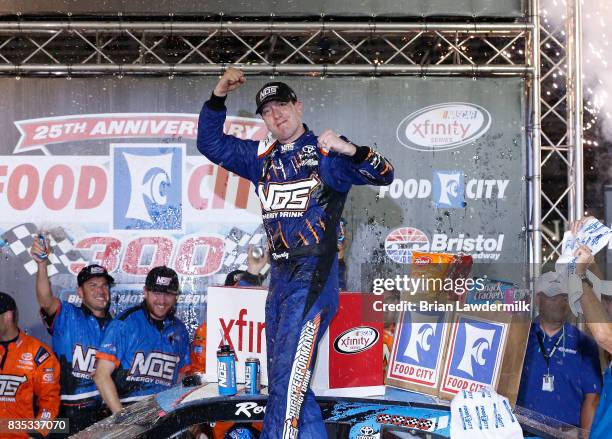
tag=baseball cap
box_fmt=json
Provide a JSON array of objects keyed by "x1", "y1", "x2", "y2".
[
  {"x1": 145, "y1": 266, "x2": 180, "y2": 294},
  {"x1": 0, "y1": 292, "x2": 17, "y2": 314},
  {"x1": 535, "y1": 271, "x2": 568, "y2": 297},
  {"x1": 255, "y1": 82, "x2": 297, "y2": 114},
  {"x1": 77, "y1": 264, "x2": 115, "y2": 287}
]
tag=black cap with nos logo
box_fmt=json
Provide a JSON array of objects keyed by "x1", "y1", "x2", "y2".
[
  {"x1": 145, "y1": 266, "x2": 180, "y2": 294},
  {"x1": 77, "y1": 264, "x2": 115, "y2": 287},
  {"x1": 255, "y1": 82, "x2": 297, "y2": 114}
]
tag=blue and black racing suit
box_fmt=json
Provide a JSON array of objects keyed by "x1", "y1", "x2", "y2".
[{"x1": 197, "y1": 93, "x2": 394, "y2": 438}]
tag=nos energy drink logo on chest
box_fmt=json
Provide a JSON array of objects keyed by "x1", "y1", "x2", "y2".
[
  {"x1": 443, "y1": 317, "x2": 506, "y2": 393},
  {"x1": 113, "y1": 144, "x2": 183, "y2": 230}
]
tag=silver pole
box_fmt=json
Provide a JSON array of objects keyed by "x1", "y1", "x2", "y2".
[
  {"x1": 531, "y1": 0, "x2": 543, "y2": 289},
  {"x1": 0, "y1": 21, "x2": 533, "y2": 34},
  {"x1": 2, "y1": 64, "x2": 533, "y2": 76},
  {"x1": 572, "y1": 0, "x2": 585, "y2": 219}
]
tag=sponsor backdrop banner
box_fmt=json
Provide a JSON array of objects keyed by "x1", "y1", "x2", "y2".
[
  {"x1": 0, "y1": 76, "x2": 526, "y2": 344},
  {"x1": 2, "y1": 0, "x2": 524, "y2": 18}
]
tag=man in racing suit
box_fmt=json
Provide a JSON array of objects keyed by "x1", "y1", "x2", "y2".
[
  {"x1": 197, "y1": 68, "x2": 394, "y2": 438},
  {"x1": 0, "y1": 292, "x2": 60, "y2": 438}
]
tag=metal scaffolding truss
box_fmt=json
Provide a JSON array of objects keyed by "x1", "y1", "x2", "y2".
[
  {"x1": 0, "y1": 20, "x2": 531, "y2": 75},
  {"x1": 3, "y1": 12, "x2": 578, "y2": 269},
  {"x1": 537, "y1": 0, "x2": 582, "y2": 264}
]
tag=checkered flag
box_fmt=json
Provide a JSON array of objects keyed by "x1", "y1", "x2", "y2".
[
  {"x1": 1, "y1": 223, "x2": 85, "y2": 277},
  {"x1": 222, "y1": 225, "x2": 267, "y2": 272}
]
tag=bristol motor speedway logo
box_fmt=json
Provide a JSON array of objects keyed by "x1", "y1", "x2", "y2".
[
  {"x1": 441, "y1": 316, "x2": 507, "y2": 394},
  {"x1": 113, "y1": 144, "x2": 183, "y2": 230},
  {"x1": 378, "y1": 172, "x2": 509, "y2": 207},
  {"x1": 396, "y1": 102, "x2": 492, "y2": 152},
  {"x1": 389, "y1": 311, "x2": 447, "y2": 387},
  {"x1": 384, "y1": 226, "x2": 504, "y2": 263}
]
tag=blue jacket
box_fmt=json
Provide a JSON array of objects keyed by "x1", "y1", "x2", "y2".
[
  {"x1": 42, "y1": 301, "x2": 111, "y2": 408},
  {"x1": 197, "y1": 96, "x2": 394, "y2": 258},
  {"x1": 97, "y1": 303, "x2": 190, "y2": 403}
]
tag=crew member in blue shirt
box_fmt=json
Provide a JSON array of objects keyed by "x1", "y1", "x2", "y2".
[
  {"x1": 517, "y1": 270, "x2": 601, "y2": 430},
  {"x1": 93, "y1": 266, "x2": 190, "y2": 413},
  {"x1": 31, "y1": 237, "x2": 114, "y2": 435}
]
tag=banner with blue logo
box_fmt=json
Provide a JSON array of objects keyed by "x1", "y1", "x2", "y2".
[{"x1": 387, "y1": 310, "x2": 449, "y2": 390}]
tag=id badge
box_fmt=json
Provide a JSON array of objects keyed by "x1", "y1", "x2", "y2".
[{"x1": 542, "y1": 374, "x2": 554, "y2": 392}]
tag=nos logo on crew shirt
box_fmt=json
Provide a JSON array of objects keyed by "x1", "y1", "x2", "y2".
[
  {"x1": 129, "y1": 352, "x2": 179, "y2": 381},
  {"x1": 258, "y1": 176, "x2": 320, "y2": 212},
  {"x1": 72, "y1": 345, "x2": 97, "y2": 374},
  {"x1": 396, "y1": 311, "x2": 445, "y2": 369},
  {"x1": 449, "y1": 318, "x2": 504, "y2": 383},
  {"x1": 113, "y1": 144, "x2": 183, "y2": 230}
]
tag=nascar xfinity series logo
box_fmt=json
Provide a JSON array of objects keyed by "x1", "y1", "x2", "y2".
[
  {"x1": 378, "y1": 172, "x2": 509, "y2": 208},
  {"x1": 384, "y1": 227, "x2": 504, "y2": 263},
  {"x1": 396, "y1": 103, "x2": 491, "y2": 152},
  {"x1": 113, "y1": 144, "x2": 183, "y2": 230}
]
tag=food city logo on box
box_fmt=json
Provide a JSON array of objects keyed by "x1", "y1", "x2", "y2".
[
  {"x1": 389, "y1": 311, "x2": 446, "y2": 387},
  {"x1": 384, "y1": 226, "x2": 504, "y2": 263},
  {"x1": 378, "y1": 172, "x2": 509, "y2": 208},
  {"x1": 333, "y1": 326, "x2": 379, "y2": 354},
  {"x1": 441, "y1": 317, "x2": 507, "y2": 394},
  {"x1": 396, "y1": 103, "x2": 491, "y2": 152}
]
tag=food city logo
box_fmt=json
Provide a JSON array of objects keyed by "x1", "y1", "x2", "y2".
[
  {"x1": 333, "y1": 326, "x2": 379, "y2": 354},
  {"x1": 113, "y1": 144, "x2": 183, "y2": 230},
  {"x1": 396, "y1": 102, "x2": 491, "y2": 152},
  {"x1": 0, "y1": 374, "x2": 27, "y2": 400},
  {"x1": 127, "y1": 351, "x2": 180, "y2": 384},
  {"x1": 384, "y1": 226, "x2": 504, "y2": 263},
  {"x1": 389, "y1": 311, "x2": 447, "y2": 387},
  {"x1": 442, "y1": 318, "x2": 506, "y2": 393},
  {"x1": 378, "y1": 172, "x2": 509, "y2": 208}
]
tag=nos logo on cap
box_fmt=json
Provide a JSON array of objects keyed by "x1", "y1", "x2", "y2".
[{"x1": 259, "y1": 86, "x2": 278, "y2": 100}]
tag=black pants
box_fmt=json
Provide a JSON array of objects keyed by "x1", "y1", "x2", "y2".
[{"x1": 50, "y1": 404, "x2": 110, "y2": 437}]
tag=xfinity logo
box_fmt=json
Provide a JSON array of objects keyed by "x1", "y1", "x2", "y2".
[
  {"x1": 378, "y1": 175, "x2": 509, "y2": 204},
  {"x1": 384, "y1": 226, "x2": 504, "y2": 263},
  {"x1": 0, "y1": 374, "x2": 27, "y2": 397},
  {"x1": 128, "y1": 352, "x2": 179, "y2": 381},
  {"x1": 113, "y1": 144, "x2": 183, "y2": 230},
  {"x1": 258, "y1": 176, "x2": 320, "y2": 212},
  {"x1": 396, "y1": 103, "x2": 491, "y2": 151},
  {"x1": 333, "y1": 327, "x2": 379, "y2": 354}
]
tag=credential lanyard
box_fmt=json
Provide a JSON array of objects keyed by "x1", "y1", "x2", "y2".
[{"x1": 536, "y1": 325, "x2": 565, "y2": 373}]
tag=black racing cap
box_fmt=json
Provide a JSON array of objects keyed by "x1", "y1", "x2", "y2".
[
  {"x1": 255, "y1": 82, "x2": 298, "y2": 114},
  {"x1": 145, "y1": 266, "x2": 180, "y2": 294},
  {"x1": 77, "y1": 264, "x2": 114, "y2": 287},
  {"x1": 0, "y1": 292, "x2": 17, "y2": 314}
]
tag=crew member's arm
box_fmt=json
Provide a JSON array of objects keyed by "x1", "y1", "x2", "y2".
[
  {"x1": 196, "y1": 67, "x2": 259, "y2": 183},
  {"x1": 574, "y1": 244, "x2": 612, "y2": 353},
  {"x1": 32, "y1": 346, "x2": 60, "y2": 437},
  {"x1": 317, "y1": 130, "x2": 394, "y2": 191},
  {"x1": 31, "y1": 237, "x2": 60, "y2": 317},
  {"x1": 93, "y1": 358, "x2": 123, "y2": 414},
  {"x1": 581, "y1": 393, "x2": 600, "y2": 431}
]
